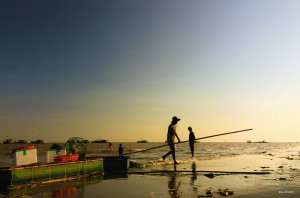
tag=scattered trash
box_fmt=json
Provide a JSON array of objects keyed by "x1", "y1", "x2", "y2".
[
  {"x1": 206, "y1": 188, "x2": 213, "y2": 195},
  {"x1": 202, "y1": 188, "x2": 234, "y2": 197},
  {"x1": 218, "y1": 188, "x2": 234, "y2": 196}
]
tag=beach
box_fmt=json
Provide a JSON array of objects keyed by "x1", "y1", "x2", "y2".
[{"x1": 0, "y1": 142, "x2": 299, "y2": 197}]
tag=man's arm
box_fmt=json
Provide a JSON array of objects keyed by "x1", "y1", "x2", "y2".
[{"x1": 175, "y1": 132, "x2": 180, "y2": 142}]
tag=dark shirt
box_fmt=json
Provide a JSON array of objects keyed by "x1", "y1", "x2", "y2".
[
  {"x1": 118, "y1": 146, "x2": 124, "y2": 155},
  {"x1": 189, "y1": 131, "x2": 195, "y2": 143}
]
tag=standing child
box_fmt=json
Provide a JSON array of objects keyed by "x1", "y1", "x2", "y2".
[{"x1": 188, "y1": 126, "x2": 196, "y2": 157}]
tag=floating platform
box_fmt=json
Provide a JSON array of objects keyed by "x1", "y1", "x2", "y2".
[{"x1": 0, "y1": 156, "x2": 130, "y2": 190}]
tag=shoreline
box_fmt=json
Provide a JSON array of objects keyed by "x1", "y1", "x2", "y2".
[{"x1": 2, "y1": 153, "x2": 298, "y2": 197}]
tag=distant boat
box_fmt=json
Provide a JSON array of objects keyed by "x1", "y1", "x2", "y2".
[
  {"x1": 15, "y1": 140, "x2": 29, "y2": 144},
  {"x1": 256, "y1": 140, "x2": 268, "y2": 143},
  {"x1": 3, "y1": 139, "x2": 14, "y2": 144},
  {"x1": 31, "y1": 139, "x2": 45, "y2": 144},
  {"x1": 137, "y1": 140, "x2": 148, "y2": 143},
  {"x1": 91, "y1": 139, "x2": 108, "y2": 143}
]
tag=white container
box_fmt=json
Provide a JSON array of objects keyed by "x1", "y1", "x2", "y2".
[
  {"x1": 13, "y1": 148, "x2": 37, "y2": 166},
  {"x1": 46, "y1": 149, "x2": 67, "y2": 163}
]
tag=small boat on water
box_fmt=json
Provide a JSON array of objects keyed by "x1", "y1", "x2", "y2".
[
  {"x1": 91, "y1": 139, "x2": 108, "y2": 143},
  {"x1": 3, "y1": 139, "x2": 14, "y2": 144},
  {"x1": 15, "y1": 140, "x2": 29, "y2": 144},
  {"x1": 247, "y1": 140, "x2": 268, "y2": 143},
  {"x1": 256, "y1": 140, "x2": 268, "y2": 143},
  {"x1": 137, "y1": 140, "x2": 148, "y2": 143},
  {"x1": 31, "y1": 139, "x2": 45, "y2": 144}
]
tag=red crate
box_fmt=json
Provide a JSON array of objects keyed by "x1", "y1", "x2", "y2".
[{"x1": 54, "y1": 154, "x2": 79, "y2": 162}]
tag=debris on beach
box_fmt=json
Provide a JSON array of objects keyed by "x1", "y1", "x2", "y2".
[
  {"x1": 206, "y1": 188, "x2": 213, "y2": 195},
  {"x1": 218, "y1": 188, "x2": 234, "y2": 196},
  {"x1": 198, "y1": 188, "x2": 216, "y2": 198},
  {"x1": 204, "y1": 173, "x2": 215, "y2": 178},
  {"x1": 278, "y1": 165, "x2": 284, "y2": 168},
  {"x1": 201, "y1": 188, "x2": 234, "y2": 197}
]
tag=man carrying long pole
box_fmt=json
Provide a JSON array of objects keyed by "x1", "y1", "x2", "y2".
[
  {"x1": 162, "y1": 116, "x2": 181, "y2": 164},
  {"x1": 123, "y1": 128, "x2": 253, "y2": 155}
]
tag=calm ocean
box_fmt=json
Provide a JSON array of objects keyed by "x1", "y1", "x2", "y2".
[{"x1": 1, "y1": 142, "x2": 300, "y2": 167}]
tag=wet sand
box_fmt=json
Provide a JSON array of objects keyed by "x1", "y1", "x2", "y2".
[
  {"x1": 119, "y1": 154, "x2": 299, "y2": 197},
  {"x1": 10, "y1": 153, "x2": 297, "y2": 198}
]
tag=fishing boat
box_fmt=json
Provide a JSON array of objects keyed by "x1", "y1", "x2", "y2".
[
  {"x1": 31, "y1": 139, "x2": 45, "y2": 144},
  {"x1": 0, "y1": 156, "x2": 130, "y2": 190},
  {"x1": 15, "y1": 140, "x2": 29, "y2": 144},
  {"x1": 0, "y1": 137, "x2": 129, "y2": 190},
  {"x1": 137, "y1": 140, "x2": 148, "y2": 143},
  {"x1": 255, "y1": 140, "x2": 268, "y2": 143},
  {"x1": 3, "y1": 139, "x2": 14, "y2": 144},
  {"x1": 91, "y1": 139, "x2": 108, "y2": 143}
]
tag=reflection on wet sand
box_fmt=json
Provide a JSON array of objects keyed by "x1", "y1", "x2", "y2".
[
  {"x1": 167, "y1": 164, "x2": 181, "y2": 197},
  {"x1": 1, "y1": 173, "x2": 128, "y2": 198},
  {"x1": 190, "y1": 161, "x2": 197, "y2": 193},
  {"x1": 52, "y1": 185, "x2": 83, "y2": 198}
]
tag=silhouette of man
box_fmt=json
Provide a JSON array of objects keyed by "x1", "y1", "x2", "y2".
[
  {"x1": 162, "y1": 116, "x2": 181, "y2": 164},
  {"x1": 118, "y1": 144, "x2": 124, "y2": 156},
  {"x1": 188, "y1": 126, "x2": 196, "y2": 157}
]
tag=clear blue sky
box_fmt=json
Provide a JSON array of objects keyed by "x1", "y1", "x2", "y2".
[{"x1": 1, "y1": 0, "x2": 299, "y2": 142}]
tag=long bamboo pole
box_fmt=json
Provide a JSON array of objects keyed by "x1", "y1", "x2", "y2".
[{"x1": 124, "y1": 128, "x2": 252, "y2": 155}]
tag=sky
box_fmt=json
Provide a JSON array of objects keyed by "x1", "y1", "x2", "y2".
[{"x1": 0, "y1": 0, "x2": 299, "y2": 143}]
